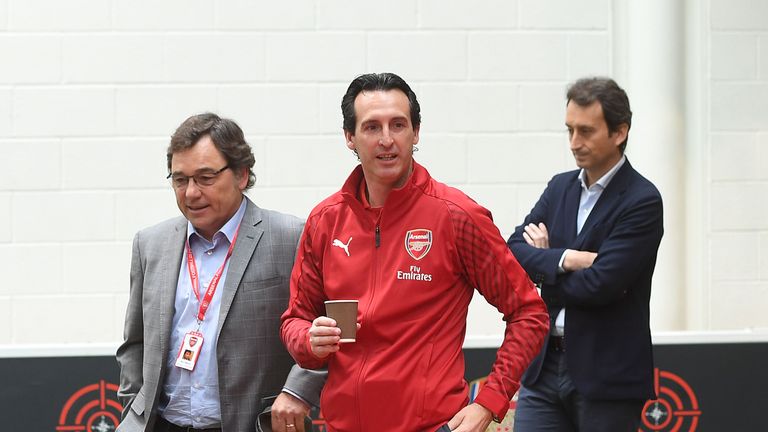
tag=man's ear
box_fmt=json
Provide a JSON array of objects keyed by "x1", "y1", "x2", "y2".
[
  {"x1": 612, "y1": 123, "x2": 629, "y2": 147},
  {"x1": 235, "y1": 166, "x2": 249, "y2": 190},
  {"x1": 344, "y1": 130, "x2": 355, "y2": 151}
]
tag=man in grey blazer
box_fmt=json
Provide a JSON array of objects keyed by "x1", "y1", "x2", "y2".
[{"x1": 116, "y1": 113, "x2": 323, "y2": 432}]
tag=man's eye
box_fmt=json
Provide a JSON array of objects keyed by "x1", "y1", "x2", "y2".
[{"x1": 197, "y1": 175, "x2": 216, "y2": 184}]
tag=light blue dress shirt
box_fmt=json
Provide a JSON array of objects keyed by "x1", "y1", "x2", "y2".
[
  {"x1": 160, "y1": 198, "x2": 247, "y2": 428},
  {"x1": 554, "y1": 156, "x2": 626, "y2": 336}
]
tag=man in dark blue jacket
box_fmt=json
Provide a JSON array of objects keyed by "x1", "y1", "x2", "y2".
[{"x1": 507, "y1": 77, "x2": 664, "y2": 432}]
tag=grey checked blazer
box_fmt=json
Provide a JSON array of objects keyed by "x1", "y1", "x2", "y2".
[{"x1": 116, "y1": 198, "x2": 325, "y2": 432}]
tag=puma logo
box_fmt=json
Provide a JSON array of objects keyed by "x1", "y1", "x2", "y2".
[{"x1": 332, "y1": 237, "x2": 352, "y2": 257}]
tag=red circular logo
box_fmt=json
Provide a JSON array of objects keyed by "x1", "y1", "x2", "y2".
[
  {"x1": 639, "y1": 368, "x2": 701, "y2": 431},
  {"x1": 57, "y1": 380, "x2": 122, "y2": 432}
]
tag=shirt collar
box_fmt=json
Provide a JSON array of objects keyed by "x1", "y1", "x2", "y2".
[
  {"x1": 187, "y1": 196, "x2": 247, "y2": 244},
  {"x1": 578, "y1": 155, "x2": 626, "y2": 191}
]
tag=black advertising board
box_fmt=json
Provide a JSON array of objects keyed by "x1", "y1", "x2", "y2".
[{"x1": 2, "y1": 340, "x2": 766, "y2": 431}]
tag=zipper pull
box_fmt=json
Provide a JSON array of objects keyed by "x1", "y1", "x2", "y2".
[{"x1": 375, "y1": 225, "x2": 380, "y2": 248}]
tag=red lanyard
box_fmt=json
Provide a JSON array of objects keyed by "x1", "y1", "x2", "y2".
[{"x1": 185, "y1": 229, "x2": 240, "y2": 323}]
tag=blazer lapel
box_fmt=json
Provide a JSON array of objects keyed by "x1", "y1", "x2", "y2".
[
  {"x1": 217, "y1": 198, "x2": 263, "y2": 338},
  {"x1": 561, "y1": 173, "x2": 582, "y2": 242},
  {"x1": 160, "y1": 218, "x2": 187, "y2": 362},
  {"x1": 573, "y1": 161, "x2": 634, "y2": 249}
]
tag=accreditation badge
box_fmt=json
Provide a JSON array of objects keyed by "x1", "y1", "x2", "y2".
[{"x1": 174, "y1": 331, "x2": 204, "y2": 371}]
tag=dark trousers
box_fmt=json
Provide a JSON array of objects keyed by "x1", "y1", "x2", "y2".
[{"x1": 514, "y1": 345, "x2": 644, "y2": 432}]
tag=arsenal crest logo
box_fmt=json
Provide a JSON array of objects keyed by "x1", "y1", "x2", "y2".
[{"x1": 405, "y1": 229, "x2": 433, "y2": 260}]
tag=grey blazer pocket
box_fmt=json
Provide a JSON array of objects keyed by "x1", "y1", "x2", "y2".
[
  {"x1": 240, "y1": 276, "x2": 285, "y2": 293},
  {"x1": 129, "y1": 390, "x2": 146, "y2": 416}
]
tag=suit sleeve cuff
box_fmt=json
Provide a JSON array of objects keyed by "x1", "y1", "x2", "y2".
[
  {"x1": 473, "y1": 387, "x2": 509, "y2": 423},
  {"x1": 283, "y1": 364, "x2": 327, "y2": 408}
]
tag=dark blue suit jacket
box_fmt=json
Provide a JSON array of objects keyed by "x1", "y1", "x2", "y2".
[{"x1": 507, "y1": 160, "x2": 663, "y2": 401}]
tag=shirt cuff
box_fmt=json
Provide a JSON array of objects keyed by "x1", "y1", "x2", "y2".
[
  {"x1": 558, "y1": 249, "x2": 570, "y2": 273},
  {"x1": 280, "y1": 388, "x2": 310, "y2": 407}
]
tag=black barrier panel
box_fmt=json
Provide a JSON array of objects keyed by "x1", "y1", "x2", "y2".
[
  {"x1": 2, "y1": 342, "x2": 767, "y2": 431},
  {"x1": 464, "y1": 343, "x2": 768, "y2": 431},
  {"x1": 0, "y1": 356, "x2": 121, "y2": 431}
]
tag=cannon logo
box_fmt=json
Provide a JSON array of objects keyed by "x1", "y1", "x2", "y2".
[
  {"x1": 405, "y1": 229, "x2": 432, "y2": 260},
  {"x1": 639, "y1": 368, "x2": 701, "y2": 431},
  {"x1": 57, "y1": 380, "x2": 122, "y2": 432}
]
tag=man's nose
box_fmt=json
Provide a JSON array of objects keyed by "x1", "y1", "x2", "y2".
[
  {"x1": 379, "y1": 127, "x2": 394, "y2": 146},
  {"x1": 569, "y1": 133, "x2": 581, "y2": 150},
  {"x1": 184, "y1": 179, "x2": 203, "y2": 198}
]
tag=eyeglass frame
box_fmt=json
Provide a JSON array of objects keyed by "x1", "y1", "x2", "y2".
[{"x1": 167, "y1": 165, "x2": 230, "y2": 190}]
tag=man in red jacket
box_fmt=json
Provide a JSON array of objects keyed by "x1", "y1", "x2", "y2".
[{"x1": 281, "y1": 72, "x2": 549, "y2": 432}]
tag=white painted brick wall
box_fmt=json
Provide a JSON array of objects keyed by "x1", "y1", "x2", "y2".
[
  {"x1": 62, "y1": 243, "x2": 131, "y2": 294},
  {"x1": 62, "y1": 35, "x2": 164, "y2": 84},
  {"x1": 760, "y1": 233, "x2": 768, "y2": 280},
  {"x1": 519, "y1": 0, "x2": 610, "y2": 29},
  {"x1": 263, "y1": 136, "x2": 353, "y2": 187},
  {"x1": 218, "y1": 85, "x2": 342, "y2": 134},
  {"x1": 8, "y1": 0, "x2": 110, "y2": 31},
  {"x1": 114, "y1": 190, "x2": 179, "y2": 241},
  {"x1": 14, "y1": 88, "x2": 115, "y2": 137},
  {"x1": 0, "y1": 35, "x2": 61, "y2": 84},
  {"x1": 215, "y1": 0, "x2": 315, "y2": 30},
  {"x1": 568, "y1": 34, "x2": 611, "y2": 79},
  {"x1": 469, "y1": 33, "x2": 568, "y2": 80},
  {"x1": 759, "y1": 133, "x2": 768, "y2": 180},
  {"x1": 0, "y1": 0, "x2": 7, "y2": 30},
  {"x1": 0, "y1": 89, "x2": 9, "y2": 138},
  {"x1": 0, "y1": 0, "x2": 763, "y2": 344},
  {"x1": 368, "y1": 32, "x2": 467, "y2": 81},
  {"x1": 266, "y1": 33, "x2": 366, "y2": 82},
  {"x1": 518, "y1": 84, "x2": 568, "y2": 131},
  {"x1": 164, "y1": 34, "x2": 266, "y2": 83},
  {"x1": 709, "y1": 282, "x2": 768, "y2": 329},
  {"x1": 0, "y1": 194, "x2": 10, "y2": 242},
  {"x1": 317, "y1": 0, "x2": 417, "y2": 29},
  {"x1": 467, "y1": 134, "x2": 567, "y2": 184},
  {"x1": 12, "y1": 192, "x2": 115, "y2": 242},
  {"x1": 709, "y1": 133, "x2": 760, "y2": 181},
  {"x1": 116, "y1": 86, "x2": 217, "y2": 136},
  {"x1": 0, "y1": 297, "x2": 10, "y2": 343},
  {"x1": 415, "y1": 134, "x2": 467, "y2": 185},
  {"x1": 419, "y1": 83, "x2": 519, "y2": 132},
  {"x1": 707, "y1": 0, "x2": 768, "y2": 331},
  {"x1": 112, "y1": 0, "x2": 214, "y2": 31},
  {"x1": 711, "y1": 83, "x2": 768, "y2": 131},
  {"x1": 0, "y1": 140, "x2": 61, "y2": 190},
  {"x1": 710, "y1": 232, "x2": 759, "y2": 281},
  {"x1": 0, "y1": 244, "x2": 62, "y2": 294},
  {"x1": 418, "y1": 0, "x2": 517, "y2": 29},
  {"x1": 711, "y1": 33, "x2": 758, "y2": 80},
  {"x1": 62, "y1": 138, "x2": 167, "y2": 190},
  {"x1": 710, "y1": 183, "x2": 768, "y2": 231},
  {"x1": 12, "y1": 295, "x2": 117, "y2": 343},
  {"x1": 761, "y1": 36, "x2": 768, "y2": 80},
  {"x1": 711, "y1": 0, "x2": 768, "y2": 30}
]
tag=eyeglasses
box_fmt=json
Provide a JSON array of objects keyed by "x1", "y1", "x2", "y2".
[{"x1": 167, "y1": 165, "x2": 229, "y2": 190}]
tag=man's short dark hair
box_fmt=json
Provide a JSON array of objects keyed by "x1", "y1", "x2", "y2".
[
  {"x1": 341, "y1": 72, "x2": 421, "y2": 134},
  {"x1": 167, "y1": 112, "x2": 256, "y2": 190},
  {"x1": 566, "y1": 77, "x2": 632, "y2": 153}
]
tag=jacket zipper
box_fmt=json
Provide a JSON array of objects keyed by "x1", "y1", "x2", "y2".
[{"x1": 356, "y1": 220, "x2": 381, "y2": 429}]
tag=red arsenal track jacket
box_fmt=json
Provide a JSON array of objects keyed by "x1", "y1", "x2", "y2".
[{"x1": 281, "y1": 162, "x2": 548, "y2": 431}]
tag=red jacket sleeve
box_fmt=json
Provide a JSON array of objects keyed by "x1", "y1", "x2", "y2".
[{"x1": 448, "y1": 202, "x2": 550, "y2": 421}]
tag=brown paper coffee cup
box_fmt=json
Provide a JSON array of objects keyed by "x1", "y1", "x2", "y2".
[{"x1": 325, "y1": 300, "x2": 358, "y2": 342}]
